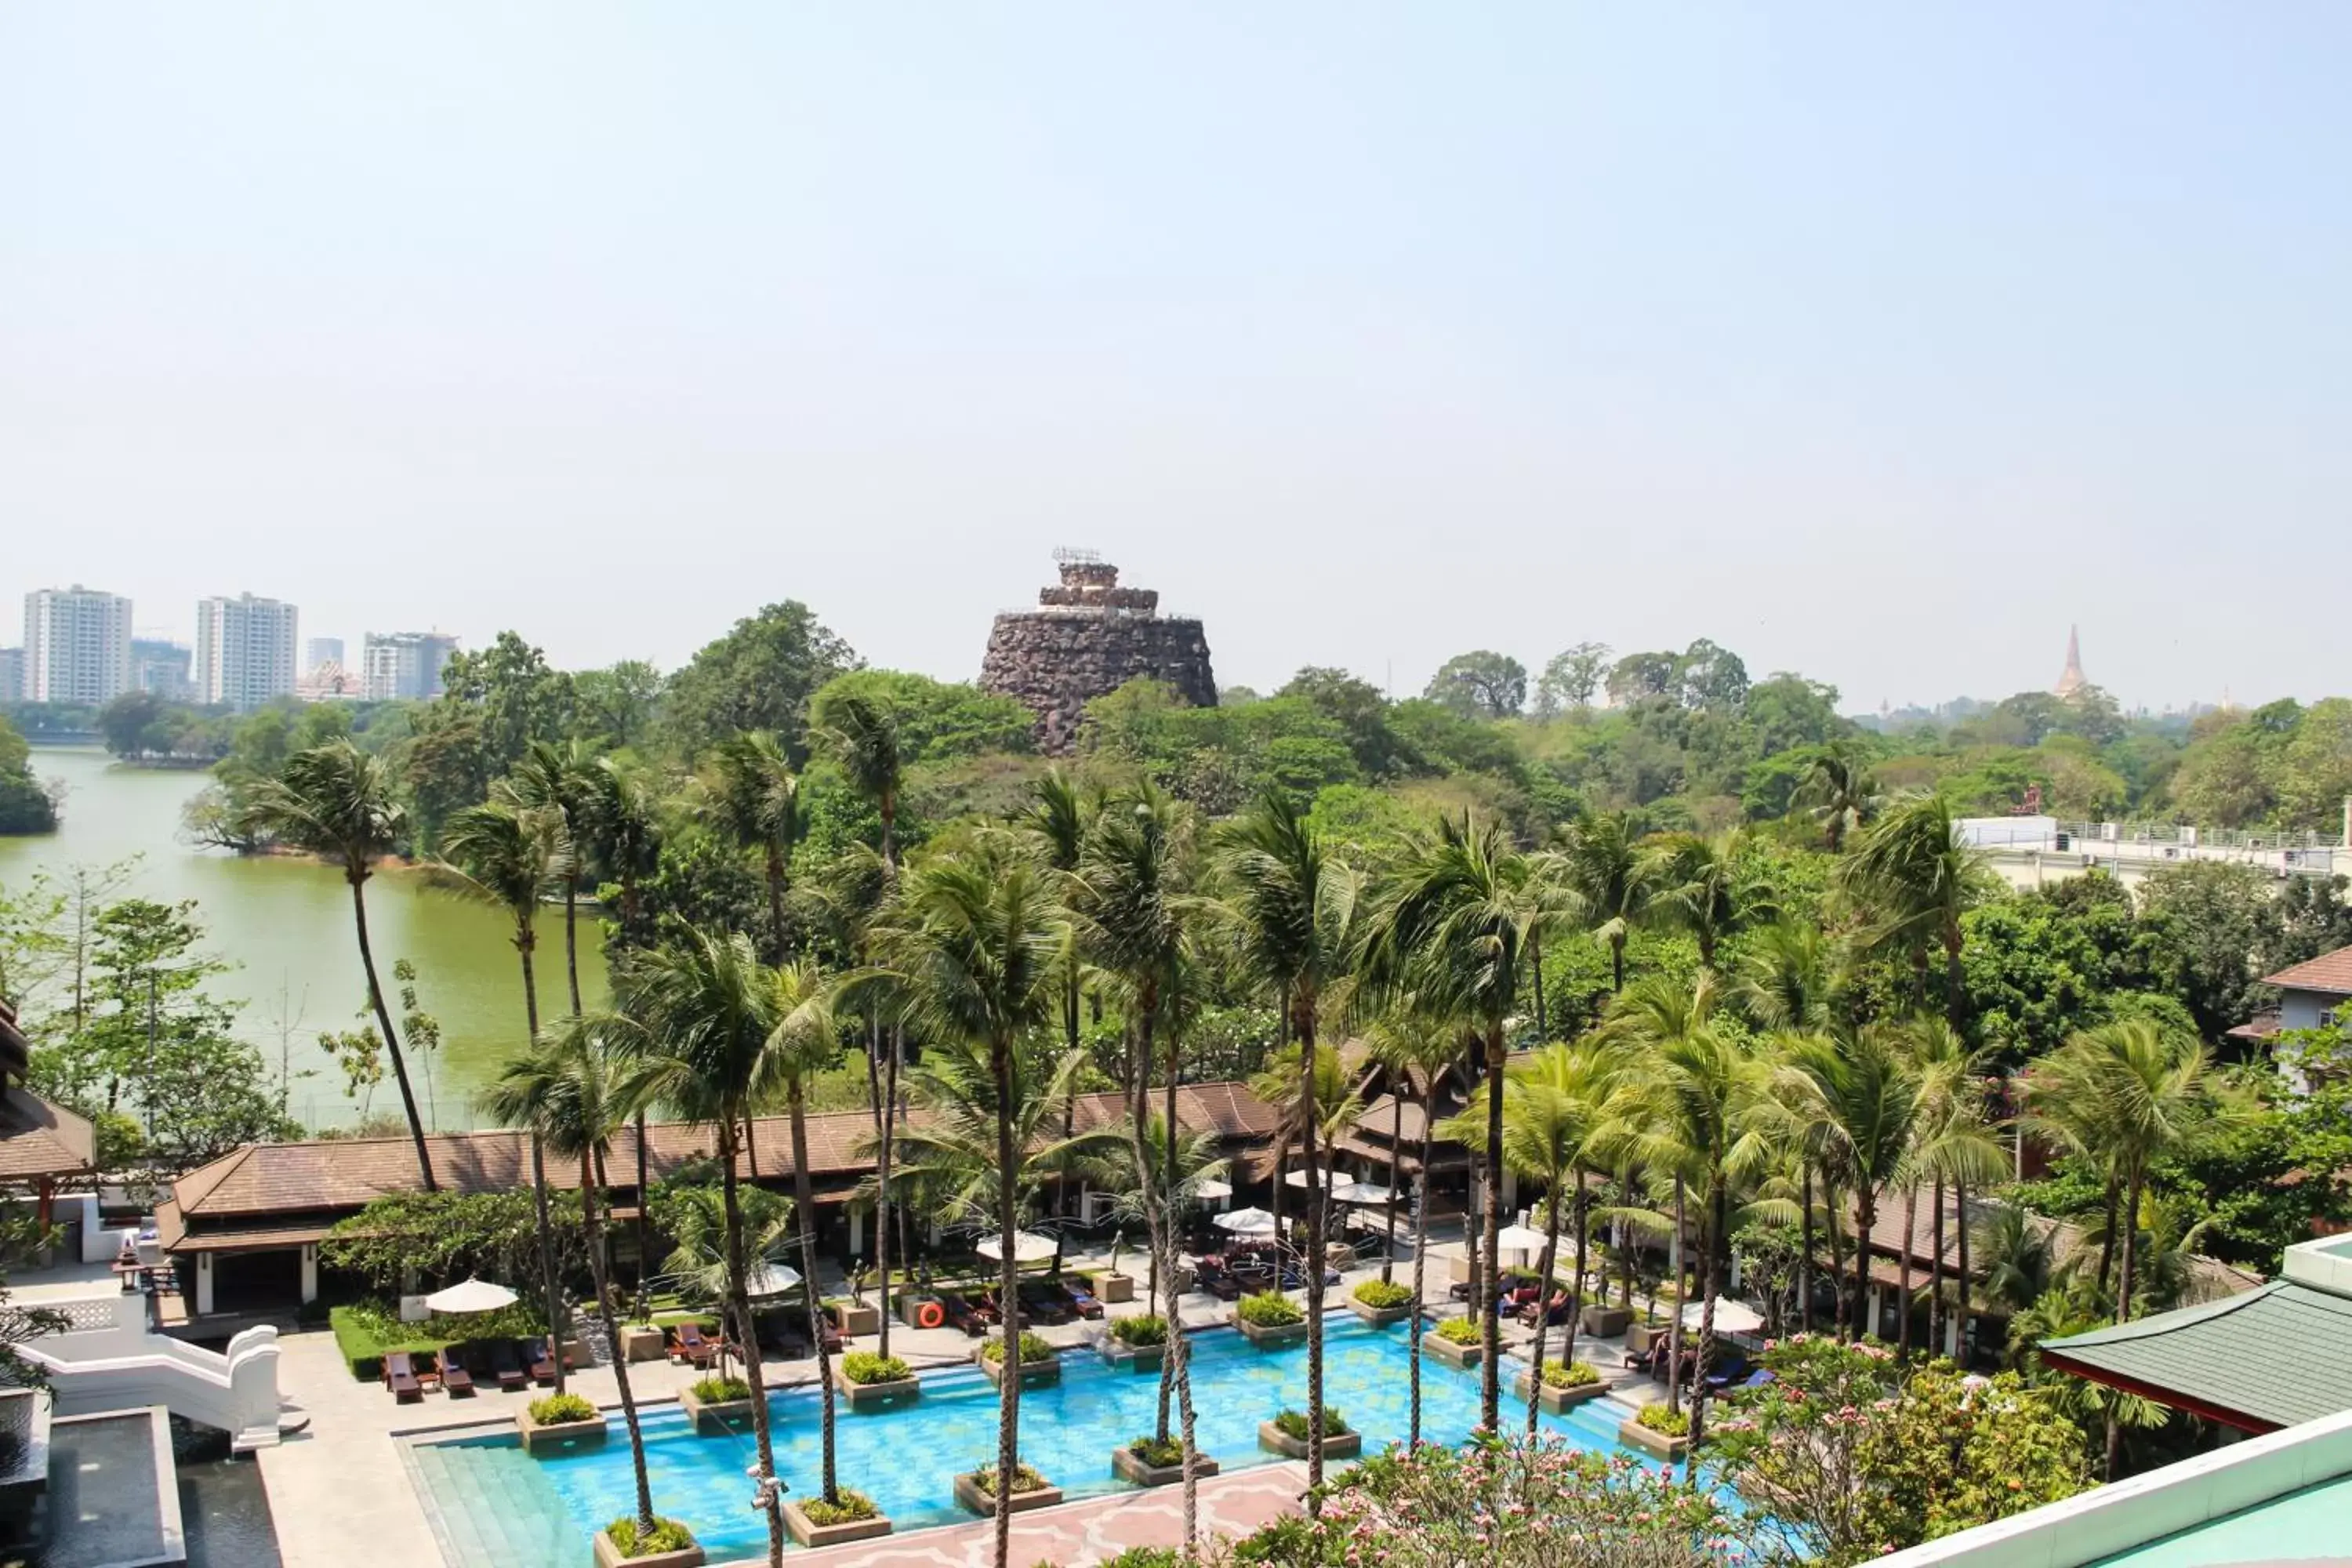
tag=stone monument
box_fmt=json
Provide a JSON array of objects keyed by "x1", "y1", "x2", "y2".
[{"x1": 980, "y1": 550, "x2": 1216, "y2": 754}]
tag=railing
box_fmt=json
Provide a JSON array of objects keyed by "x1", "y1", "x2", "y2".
[{"x1": 22, "y1": 1290, "x2": 285, "y2": 1450}]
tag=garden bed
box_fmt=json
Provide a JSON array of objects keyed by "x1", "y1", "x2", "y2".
[
  {"x1": 834, "y1": 1352, "x2": 920, "y2": 1410},
  {"x1": 782, "y1": 1494, "x2": 892, "y2": 1549},
  {"x1": 592, "y1": 1520, "x2": 703, "y2": 1568},
  {"x1": 976, "y1": 1343, "x2": 1061, "y2": 1387},
  {"x1": 953, "y1": 1467, "x2": 1064, "y2": 1518},
  {"x1": 1421, "y1": 1327, "x2": 1483, "y2": 1370},
  {"x1": 516, "y1": 1396, "x2": 609, "y2": 1457},
  {"x1": 1514, "y1": 1367, "x2": 1613, "y2": 1413},
  {"x1": 1100, "y1": 1338, "x2": 1163, "y2": 1373},
  {"x1": 1258, "y1": 1418, "x2": 1360, "y2": 1461},
  {"x1": 677, "y1": 1378, "x2": 756, "y2": 1436},
  {"x1": 1110, "y1": 1441, "x2": 1219, "y2": 1488},
  {"x1": 1619, "y1": 1410, "x2": 1692, "y2": 1461}
]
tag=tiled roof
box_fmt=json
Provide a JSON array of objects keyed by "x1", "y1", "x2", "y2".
[
  {"x1": 2040, "y1": 1281, "x2": 2352, "y2": 1432},
  {"x1": 0, "y1": 1088, "x2": 96, "y2": 1181},
  {"x1": 2263, "y1": 944, "x2": 2352, "y2": 996}
]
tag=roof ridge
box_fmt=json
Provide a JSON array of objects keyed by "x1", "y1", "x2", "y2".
[{"x1": 2043, "y1": 1279, "x2": 2285, "y2": 1350}]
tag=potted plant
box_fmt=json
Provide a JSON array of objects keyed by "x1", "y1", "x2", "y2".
[
  {"x1": 592, "y1": 1515, "x2": 702, "y2": 1568},
  {"x1": 1111, "y1": 1432, "x2": 1220, "y2": 1487},
  {"x1": 1421, "y1": 1313, "x2": 1485, "y2": 1370},
  {"x1": 782, "y1": 1487, "x2": 893, "y2": 1549},
  {"x1": 1258, "y1": 1406, "x2": 1359, "y2": 1461},
  {"x1": 1514, "y1": 1358, "x2": 1613, "y2": 1414},
  {"x1": 1233, "y1": 1290, "x2": 1308, "y2": 1348},
  {"x1": 1581, "y1": 1298, "x2": 1635, "y2": 1338},
  {"x1": 978, "y1": 1330, "x2": 1060, "y2": 1387},
  {"x1": 517, "y1": 1391, "x2": 609, "y2": 1456},
  {"x1": 1093, "y1": 1232, "x2": 1136, "y2": 1305},
  {"x1": 1102, "y1": 1313, "x2": 1167, "y2": 1372},
  {"x1": 953, "y1": 1461, "x2": 1063, "y2": 1517},
  {"x1": 834, "y1": 1349, "x2": 920, "y2": 1410},
  {"x1": 1619, "y1": 1401, "x2": 1693, "y2": 1461},
  {"x1": 1349, "y1": 1277, "x2": 1415, "y2": 1327},
  {"x1": 677, "y1": 1374, "x2": 755, "y2": 1436}
]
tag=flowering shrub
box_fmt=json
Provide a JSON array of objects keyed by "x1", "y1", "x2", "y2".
[
  {"x1": 1353, "y1": 1279, "x2": 1413, "y2": 1309},
  {"x1": 1236, "y1": 1291, "x2": 1304, "y2": 1327},
  {"x1": 1540, "y1": 1359, "x2": 1601, "y2": 1388},
  {"x1": 1432, "y1": 1316, "x2": 1484, "y2": 1345},
  {"x1": 1704, "y1": 1334, "x2": 2092, "y2": 1567}
]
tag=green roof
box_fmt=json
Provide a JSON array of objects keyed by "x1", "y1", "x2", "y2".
[{"x1": 2041, "y1": 1281, "x2": 2352, "y2": 1432}]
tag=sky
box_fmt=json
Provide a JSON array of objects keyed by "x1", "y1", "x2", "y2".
[{"x1": 4, "y1": 3, "x2": 2347, "y2": 715}]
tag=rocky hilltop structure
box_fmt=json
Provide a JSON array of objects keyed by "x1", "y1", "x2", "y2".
[{"x1": 981, "y1": 551, "x2": 1216, "y2": 753}]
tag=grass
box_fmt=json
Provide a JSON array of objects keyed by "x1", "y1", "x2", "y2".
[
  {"x1": 797, "y1": 1488, "x2": 880, "y2": 1526},
  {"x1": 604, "y1": 1516, "x2": 696, "y2": 1556},
  {"x1": 1272, "y1": 1406, "x2": 1348, "y2": 1440},
  {"x1": 1108, "y1": 1315, "x2": 1167, "y2": 1347},
  {"x1": 1352, "y1": 1279, "x2": 1412, "y2": 1309},
  {"x1": 1432, "y1": 1316, "x2": 1484, "y2": 1346},
  {"x1": 1236, "y1": 1291, "x2": 1304, "y2": 1328},
  {"x1": 1636, "y1": 1403, "x2": 1691, "y2": 1436},
  {"x1": 529, "y1": 1392, "x2": 597, "y2": 1425}
]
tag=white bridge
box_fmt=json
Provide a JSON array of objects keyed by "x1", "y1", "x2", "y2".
[{"x1": 21, "y1": 1290, "x2": 291, "y2": 1452}]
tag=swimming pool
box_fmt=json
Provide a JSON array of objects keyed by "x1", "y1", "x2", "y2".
[{"x1": 408, "y1": 1316, "x2": 1647, "y2": 1566}]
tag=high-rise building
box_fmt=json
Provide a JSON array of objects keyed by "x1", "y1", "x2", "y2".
[
  {"x1": 0, "y1": 648, "x2": 22, "y2": 704},
  {"x1": 23, "y1": 586, "x2": 133, "y2": 706},
  {"x1": 194, "y1": 593, "x2": 299, "y2": 711},
  {"x1": 131, "y1": 638, "x2": 196, "y2": 702},
  {"x1": 305, "y1": 637, "x2": 344, "y2": 671},
  {"x1": 360, "y1": 631, "x2": 459, "y2": 702}
]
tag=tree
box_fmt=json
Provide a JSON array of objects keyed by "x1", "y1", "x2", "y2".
[
  {"x1": 572, "y1": 660, "x2": 666, "y2": 750},
  {"x1": 436, "y1": 631, "x2": 577, "y2": 776},
  {"x1": 0, "y1": 714, "x2": 59, "y2": 835},
  {"x1": 1773, "y1": 1025, "x2": 1924, "y2": 1341},
  {"x1": 1534, "y1": 642, "x2": 1612, "y2": 719},
  {"x1": 703, "y1": 732, "x2": 804, "y2": 964},
  {"x1": 1839, "y1": 791, "x2": 1984, "y2": 1029},
  {"x1": 759, "y1": 960, "x2": 848, "y2": 1507},
  {"x1": 661, "y1": 601, "x2": 858, "y2": 760},
  {"x1": 1606, "y1": 651, "x2": 1679, "y2": 706},
  {"x1": 1424, "y1": 651, "x2": 1527, "y2": 720},
  {"x1": 1557, "y1": 811, "x2": 1657, "y2": 993},
  {"x1": 238, "y1": 742, "x2": 437, "y2": 1189},
  {"x1": 1277, "y1": 666, "x2": 1416, "y2": 778},
  {"x1": 1644, "y1": 829, "x2": 1774, "y2": 971},
  {"x1": 1673, "y1": 638, "x2": 1750, "y2": 712},
  {"x1": 1795, "y1": 745, "x2": 1878, "y2": 852},
  {"x1": 503, "y1": 739, "x2": 606, "y2": 1015},
  {"x1": 1361, "y1": 1009, "x2": 1463, "y2": 1448}
]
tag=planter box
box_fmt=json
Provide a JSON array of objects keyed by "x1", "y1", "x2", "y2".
[
  {"x1": 976, "y1": 1348, "x2": 1060, "y2": 1388},
  {"x1": 1624, "y1": 1320, "x2": 1672, "y2": 1355},
  {"x1": 1580, "y1": 1303, "x2": 1634, "y2": 1338},
  {"x1": 953, "y1": 1471, "x2": 1065, "y2": 1518},
  {"x1": 1235, "y1": 1316, "x2": 1308, "y2": 1348},
  {"x1": 1101, "y1": 1338, "x2": 1164, "y2": 1374},
  {"x1": 622, "y1": 1325, "x2": 669, "y2": 1363},
  {"x1": 677, "y1": 1385, "x2": 757, "y2": 1436},
  {"x1": 831, "y1": 1301, "x2": 880, "y2": 1337},
  {"x1": 1514, "y1": 1370, "x2": 1613, "y2": 1413},
  {"x1": 1618, "y1": 1417, "x2": 1691, "y2": 1461},
  {"x1": 1111, "y1": 1446, "x2": 1220, "y2": 1487},
  {"x1": 514, "y1": 1404, "x2": 609, "y2": 1457},
  {"x1": 1421, "y1": 1331, "x2": 1483, "y2": 1370},
  {"x1": 782, "y1": 1500, "x2": 893, "y2": 1550},
  {"x1": 592, "y1": 1527, "x2": 706, "y2": 1568},
  {"x1": 561, "y1": 1335, "x2": 592, "y2": 1369},
  {"x1": 1258, "y1": 1421, "x2": 1361, "y2": 1461},
  {"x1": 834, "y1": 1368, "x2": 921, "y2": 1410},
  {"x1": 1093, "y1": 1272, "x2": 1136, "y2": 1305},
  {"x1": 1350, "y1": 1298, "x2": 1416, "y2": 1328}
]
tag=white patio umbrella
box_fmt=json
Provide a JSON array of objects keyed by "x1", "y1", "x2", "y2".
[
  {"x1": 1331, "y1": 1180, "x2": 1396, "y2": 1207},
  {"x1": 975, "y1": 1230, "x2": 1058, "y2": 1264},
  {"x1": 423, "y1": 1276, "x2": 518, "y2": 1316},
  {"x1": 1679, "y1": 1296, "x2": 1766, "y2": 1334},
  {"x1": 1283, "y1": 1167, "x2": 1339, "y2": 1190},
  {"x1": 1192, "y1": 1178, "x2": 1233, "y2": 1201},
  {"x1": 1494, "y1": 1223, "x2": 1550, "y2": 1255},
  {"x1": 742, "y1": 1261, "x2": 804, "y2": 1300},
  {"x1": 1213, "y1": 1207, "x2": 1278, "y2": 1236}
]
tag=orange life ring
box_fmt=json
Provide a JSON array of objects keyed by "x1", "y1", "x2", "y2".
[{"x1": 916, "y1": 1301, "x2": 946, "y2": 1330}]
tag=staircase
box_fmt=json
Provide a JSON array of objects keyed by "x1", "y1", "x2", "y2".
[{"x1": 23, "y1": 1292, "x2": 291, "y2": 1450}]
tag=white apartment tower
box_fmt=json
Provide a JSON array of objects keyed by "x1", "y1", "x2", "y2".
[
  {"x1": 22, "y1": 586, "x2": 133, "y2": 706},
  {"x1": 194, "y1": 593, "x2": 299, "y2": 711},
  {"x1": 361, "y1": 631, "x2": 459, "y2": 702}
]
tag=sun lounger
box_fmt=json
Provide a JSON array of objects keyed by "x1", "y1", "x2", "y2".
[
  {"x1": 383, "y1": 1351, "x2": 423, "y2": 1403},
  {"x1": 938, "y1": 1291, "x2": 991, "y2": 1336},
  {"x1": 523, "y1": 1337, "x2": 557, "y2": 1385},
  {"x1": 1061, "y1": 1279, "x2": 1104, "y2": 1320},
  {"x1": 1017, "y1": 1279, "x2": 1073, "y2": 1326},
  {"x1": 673, "y1": 1323, "x2": 720, "y2": 1369},
  {"x1": 488, "y1": 1339, "x2": 528, "y2": 1392},
  {"x1": 437, "y1": 1348, "x2": 475, "y2": 1396},
  {"x1": 1517, "y1": 1290, "x2": 1571, "y2": 1328}
]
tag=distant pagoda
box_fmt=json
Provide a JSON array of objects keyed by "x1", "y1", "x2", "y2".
[
  {"x1": 980, "y1": 550, "x2": 1216, "y2": 754},
  {"x1": 2055, "y1": 626, "x2": 2088, "y2": 699}
]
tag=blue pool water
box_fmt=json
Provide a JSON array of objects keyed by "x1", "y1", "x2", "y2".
[{"x1": 408, "y1": 1316, "x2": 1646, "y2": 1566}]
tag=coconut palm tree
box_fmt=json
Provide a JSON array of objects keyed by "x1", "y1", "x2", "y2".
[
  {"x1": 1772, "y1": 1023, "x2": 1924, "y2": 1344},
  {"x1": 1359, "y1": 1007, "x2": 1461, "y2": 1447},
  {"x1": 581, "y1": 752, "x2": 665, "y2": 1301},
  {"x1": 1737, "y1": 924, "x2": 1846, "y2": 1333},
  {"x1": 503, "y1": 738, "x2": 605, "y2": 1014},
  {"x1": 1214, "y1": 789, "x2": 1359, "y2": 1492},
  {"x1": 1795, "y1": 743, "x2": 1879, "y2": 851},
  {"x1": 705, "y1": 731, "x2": 803, "y2": 964},
  {"x1": 1556, "y1": 810, "x2": 1656, "y2": 993},
  {"x1": 237, "y1": 741, "x2": 437, "y2": 1188},
  {"x1": 481, "y1": 1014, "x2": 663, "y2": 1543},
  {"x1": 1019, "y1": 768, "x2": 1094, "y2": 1066},
  {"x1": 1902, "y1": 1015, "x2": 2005, "y2": 1359},
  {"x1": 1838, "y1": 791, "x2": 1983, "y2": 1029},
  {"x1": 436, "y1": 797, "x2": 572, "y2": 1374},
  {"x1": 1643, "y1": 829, "x2": 1776, "y2": 972}
]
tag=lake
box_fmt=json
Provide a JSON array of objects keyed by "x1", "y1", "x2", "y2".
[{"x1": 0, "y1": 746, "x2": 606, "y2": 1131}]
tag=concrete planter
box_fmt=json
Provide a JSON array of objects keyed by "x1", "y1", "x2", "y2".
[
  {"x1": 1092, "y1": 1272, "x2": 1136, "y2": 1305},
  {"x1": 1421, "y1": 1330, "x2": 1483, "y2": 1370},
  {"x1": 953, "y1": 1470, "x2": 1064, "y2": 1518},
  {"x1": 621, "y1": 1325, "x2": 668, "y2": 1363},
  {"x1": 592, "y1": 1527, "x2": 705, "y2": 1568},
  {"x1": 1111, "y1": 1445, "x2": 1219, "y2": 1487},
  {"x1": 1258, "y1": 1421, "x2": 1361, "y2": 1461},
  {"x1": 834, "y1": 1368, "x2": 921, "y2": 1410},
  {"x1": 1235, "y1": 1316, "x2": 1308, "y2": 1348},
  {"x1": 677, "y1": 1385, "x2": 757, "y2": 1436},
  {"x1": 1624, "y1": 1319, "x2": 1671, "y2": 1355},
  {"x1": 1514, "y1": 1370, "x2": 1613, "y2": 1413},
  {"x1": 782, "y1": 1499, "x2": 894, "y2": 1550},
  {"x1": 514, "y1": 1404, "x2": 609, "y2": 1457},
  {"x1": 560, "y1": 1335, "x2": 593, "y2": 1369},
  {"x1": 1350, "y1": 1298, "x2": 1416, "y2": 1328},
  {"x1": 831, "y1": 1301, "x2": 880, "y2": 1338},
  {"x1": 976, "y1": 1346, "x2": 1061, "y2": 1387},
  {"x1": 1619, "y1": 1416, "x2": 1691, "y2": 1461},
  {"x1": 1580, "y1": 1303, "x2": 1634, "y2": 1338},
  {"x1": 1101, "y1": 1338, "x2": 1165, "y2": 1374}
]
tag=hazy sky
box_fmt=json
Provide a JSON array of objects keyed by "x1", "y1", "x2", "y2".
[{"x1": 5, "y1": 4, "x2": 2347, "y2": 713}]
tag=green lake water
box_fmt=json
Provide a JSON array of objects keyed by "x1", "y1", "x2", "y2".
[{"x1": 0, "y1": 746, "x2": 605, "y2": 1131}]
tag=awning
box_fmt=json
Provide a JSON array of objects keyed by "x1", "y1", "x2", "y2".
[{"x1": 2038, "y1": 1280, "x2": 2352, "y2": 1433}]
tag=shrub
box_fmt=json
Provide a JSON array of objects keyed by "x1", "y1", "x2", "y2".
[
  {"x1": 604, "y1": 1516, "x2": 696, "y2": 1557},
  {"x1": 1352, "y1": 1279, "x2": 1412, "y2": 1309},
  {"x1": 982, "y1": 1331, "x2": 1055, "y2": 1365},
  {"x1": 1105, "y1": 1551, "x2": 1182, "y2": 1568},
  {"x1": 840, "y1": 1351, "x2": 911, "y2": 1385},
  {"x1": 1635, "y1": 1403, "x2": 1691, "y2": 1436},
  {"x1": 797, "y1": 1488, "x2": 879, "y2": 1526},
  {"x1": 1109, "y1": 1314, "x2": 1168, "y2": 1347},
  {"x1": 1433, "y1": 1316, "x2": 1483, "y2": 1346},
  {"x1": 689, "y1": 1375, "x2": 751, "y2": 1403},
  {"x1": 1540, "y1": 1359, "x2": 1600, "y2": 1388},
  {"x1": 1273, "y1": 1406, "x2": 1348, "y2": 1439},
  {"x1": 970, "y1": 1462, "x2": 1049, "y2": 1496},
  {"x1": 1236, "y1": 1291, "x2": 1304, "y2": 1327},
  {"x1": 328, "y1": 1300, "x2": 548, "y2": 1381},
  {"x1": 1127, "y1": 1433, "x2": 1185, "y2": 1467}
]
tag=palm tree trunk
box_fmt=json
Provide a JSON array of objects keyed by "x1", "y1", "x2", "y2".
[
  {"x1": 564, "y1": 880, "x2": 583, "y2": 1016},
  {"x1": 1824, "y1": 1180, "x2": 1846, "y2": 1341},
  {"x1": 633, "y1": 1112, "x2": 651, "y2": 1319},
  {"x1": 763, "y1": 847, "x2": 787, "y2": 965},
  {"x1": 1928, "y1": 1177, "x2": 1947, "y2": 1357},
  {"x1": 1686, "y1": 1181, "x2": 1725, "y2": 1477},
  {"x1": 1299, "y1": 1005, "x2": 1327, "y2": 1503},
  {"x1": 1898, "y1": 1185, "x2": 1918, "y2": 1359},
  {"x1": 1381, "y1": 1088, "x2": 1403, "y2": 1285},
  {"x1": 1853, "y1": 1188, "x2": 1877, "y2": 1341},
  {"x1": 1530, "y1": 929, "x2": 1547, "y2": 1041},
  {"x1": 1666, "y1": 1177, "x2": 1686, "y2": 1414},
  {"x1": 719, "y1": 1122, "x2": 785, "y2": 1567},
  {"x1": 1409, "y1": 1104, "x2": 1435, "y2": 1450},
  {"x1": 350, "y1": 877, "x2": 436, "y2": 1189},
  {"x1": 876, "y1": 1028, "x2": 899, "y2": 1360},
  {"x1": 1526, "y1": 1183, "x2": 1564, "y2": 1436},
  {"x1": 1798, "y1": 1163, "x2": 1814, "y2": 1334},
  {"x1": 1159, "y1": 1013, "x2": 1181, "y2": 1443},
  {"x1": 2096, "y1": 1176, "x2": 2122, "y2": 1298},
  {"x1": 1479, "y1": 1018, "x2": 1507, "y2": 1432},
  {"x1": 2114, "y1": 1172, "x2": 2141, "y2": 1327},
  {"x1": 1174, "y1": 1291, "x2": 1200, "y2": 1555},
  {"x1": 1955, "y1": 1177, "x2": 1974, "y2": 1362},
  {"x1": 789, "y1": 1083, "x2": 840, "y2": 1504},
  {"x1": 990, "y1": 1033, "x2": 1024, "y2": 1568},
  {"x1": 1610, "y1": 932, "x2": 1626, "y2": 993},
  {"x1": 517, "y1": 937, "x2": 566, "y2": 1394},
  {"x1": 581, "y1": 1156, "x2": 655, "y2": 1535}
]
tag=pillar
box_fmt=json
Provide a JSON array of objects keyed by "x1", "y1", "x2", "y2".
[
  {"x1": 299, "y1": 1243, "x2": 318, "y2": 1305},
  {"x1": 848, "y1": 1207, "x2": 864, "y2": 1256},
  {"x1": 197, "y1": 1252, "x2": 216, "y2": 1317}
]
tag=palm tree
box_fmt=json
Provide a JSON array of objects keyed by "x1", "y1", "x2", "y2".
[
  {"x1": 436, "y1": 798, "x2": 573, "y2": 1388},
  {"x1": 482, "y1": 1015, "x2": 662, "y2": 1542},
  {"x1": 503, "y1": 739, "x2": 605, "y2": 1014},
  {"x1": 1557, "y1": 810, "x2": 1656, "y2": 993},
  {"x1": 1773, "y1": 1023, "x2": 1923, "y2": 1344},
  {"x1": 706, "y1": 731, "x2": 803, "y2": 963},
  {"x1": 585, "y1": 753, "x2": 664, "y2": 948},
  {"x1": 1795, "y1": 743, "x2": 1878, "y2": 851},
  {"x1": 622, "y1": 931, "x2": 797, "y2": 1566},
  {"x1": 1019, "y1": 768, "x2": 1094, "y2": 1067},
  {"x1": 1360, "y1": 1010, "x2": 1461, "y2": 1448},
  {"x1": 1357, "y1": 811, "x2": 1535, "y2": 1433},
  {"x1": 1644, "y1": 829, "x2": 1774, "y2": 972},
  {"x1": 238, "y1": 741, "x2": 437, "y2": 1187},
  {"x1": 1903, "y1": 1015, "x2": 2005, "y2": 1359},
  {"x1": 760, "y1": 959, "x2": 848, "y2": 1506},
  {"x1": 1214, "y1": 789, "x2": 1359, "y2": 1492},
  {"x1": 862, "y1": 844, "x2": 1067, "y2": 1568},
  {"x1": 1838, "y1": 791, "x2": 1982, "y2": 1030}
]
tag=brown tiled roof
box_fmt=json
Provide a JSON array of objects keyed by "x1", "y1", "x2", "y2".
[
  {"x1": 2263, "y1": 944, "x2": 2352, "y2": 996},
  {"x1": 0, "y1": 1088, "x2": 97, "y2": 1181}
]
